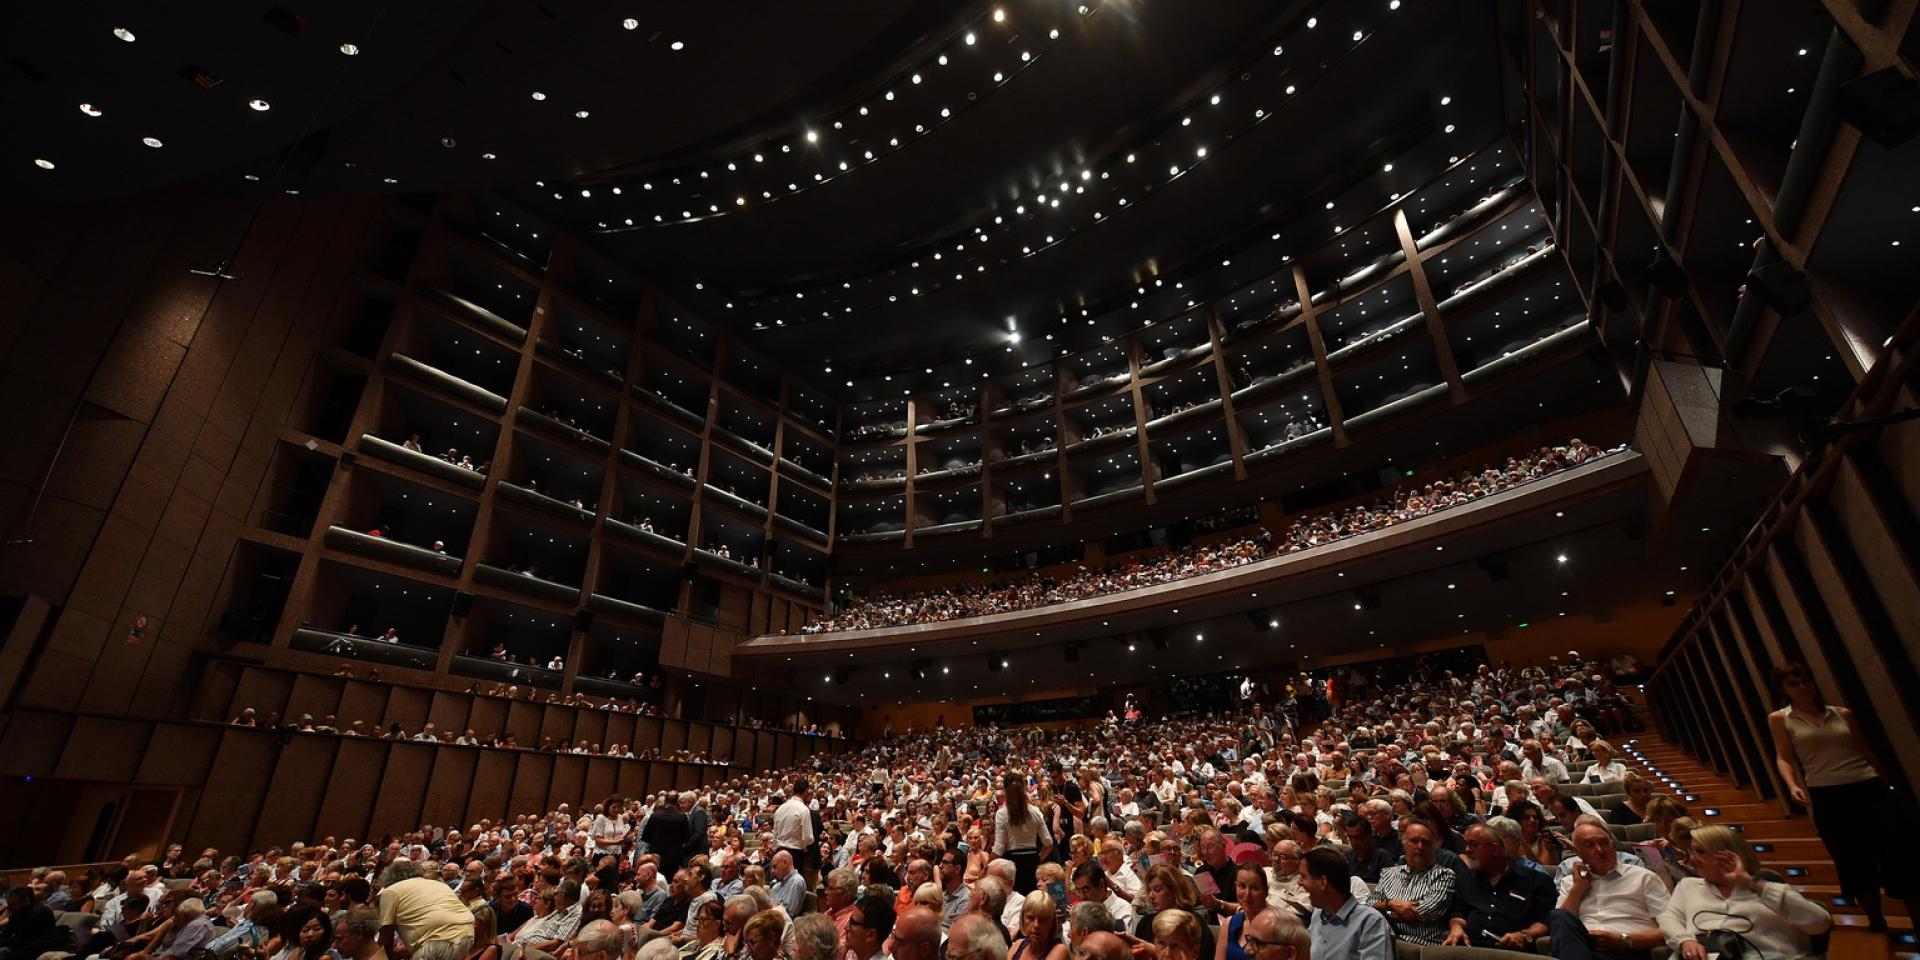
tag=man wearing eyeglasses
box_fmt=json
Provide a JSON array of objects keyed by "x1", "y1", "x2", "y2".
[
  {"x1": 892, "y1": 907, "x2": 942, "y2": 960},
  {"x1": 1239, "y1": 911, "x2": 1309, "y2": 960},
  {"x1": 936, "y1": 850, "x2": 972, "y2": 932},
  {"x1": 1445, "y1": 824, "x2": 1552, "y2": 951},
  {"x1": 844, "y1": 886, "x2": 896, "y2": 960}
]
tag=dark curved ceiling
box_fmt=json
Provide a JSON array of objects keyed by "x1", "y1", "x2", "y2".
[{"x1": 8, "y1": 0, "x2": 1511, "y2": 395}]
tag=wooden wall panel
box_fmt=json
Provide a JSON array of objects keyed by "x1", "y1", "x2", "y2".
[
  {"x1": 663, "y1": 718, "x2": 688, "y2": 751},
  {"x1": 367, "y1": 742, "x2": 433, "y2": 838},
  {"x1": 548, "y1": 754, "x2": 586, "y2": 812},
  {"x1": 615, "y1": 759, "x2": 649, "y2": 800},
  {"x1": 583, "y1": 758, "x2": 617, "y2": 806},
  {"x1": 53, "y1": 716, "x2": 149, "y2": 781},
  {"x1": 468, "y1": 750, "x2": 516, "y2": 826},
  {"x1": 385, "y1": 686, "x2": 432, "y2": 729},
  {"x1": 421, "y1": 748, "x2": 478, "y2": 828},
  {"x1": 509, "y1": 752, "x2": 553, "y2": 817},
  {"x1": 469, "y1": 696, "x2": 508, "y2": 739},
  {"x1": 604, "y1": 713, "x2": 635, "y2": 751},
  {"x1": 673, "y1": 764, "x2": 699, "y2": 791},
  {"x1": 191, "y1": 662, "x2": 245, "y2": 722},
  {"x1": 251, "y1": 735, "x2": 334, "y2": 847},
  {"x1": 574, "y1": 709, "x2": 608, "y2": 750},
  {"x1": 428, "y1": 691, "x2": 470, "y2": 735},
  {"x1": 754, "y1": 731, "x2": 775, "y2": 770},
  {"x1": 135, "y1": 724, "x2": 222, "y2": 785},
  {"x1": 337, "y1": 681, "x2": 391, "y2": 733},
  {"x1": 647, "y1": 762, "x2": 672, "y2": 794},
  {"x1": 317, "y1": 737, "x2": 385, "y2": 841},
  {"x1": 231, "y1": 668, "x2": 294, "y2": 720},
  {"x1": 774, "y1": 736, "x2": 793, "y2": 770},
  {"x1": 285, "y1": 675, "x2": 342, "y2": 723},
  {"x1": 184, "y1": 730, "x2": 278, "y2": 854},
  {"x1": 711, "y1": 726, "x2": 734, "y2": 763},
  {"x1": 538, "y1": 704, "x2": 573, "y2": 746},
  {"x1": 506, "y1": 700, "x2": 542, "y2": 744},
  {"x1": 632, "y1": 716, "x2": 662, "y2": 752}
]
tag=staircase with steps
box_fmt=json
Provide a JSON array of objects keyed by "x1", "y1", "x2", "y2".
[{"x1": 1620, "y1": 730, "x2": 1911, "y2": 960}]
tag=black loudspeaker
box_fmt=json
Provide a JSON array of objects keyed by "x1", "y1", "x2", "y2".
[
  {"x1": 1835, "y1": 66, "x2": 1920, "y2": 149},
  {"x1": 1149, "y1": 628, "x2": 1170, "y2": 650},
  {"x1": 1745, "y1": 261, "x2": 1810, "y2": 316},
  {"x1": 1647, "y1": 250, "x2": 1686, "y2": 296},
  {"x1": 1597, "y1": 281, "x2": 1629, "y2": 312},
  {"x1": 452, "y1": 591, "x2": 475, "y2": 616},
  {"x1": 1063, "y1": 643, "x2": 1079, "y2": 663},
  {"x1": 1476, "y1": 555, "x2": 1512, "y2": 582},
  {"x1": 340, "y1": 450, "x2": 357, "y2": 466},
  {"x1": 574, "y1": 609, "x2": 595, "y2": 632}
]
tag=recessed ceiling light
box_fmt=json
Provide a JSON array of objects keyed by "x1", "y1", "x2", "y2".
[
  {"x1": 622, "y1": 17, "x2": 639, "y2": 29},
  {"x1": 248, "y1": 98, "x2": 271, "y2": 111},
  {"x1": 33, "y1": 158, "x2": 54, "y2": 170},
  {"x1": 481, "y1": 152, "x2": 496, "y2": 160},
  {"x1": 338, "y1": 42, "x2": 359, "y2": 56},
  {"x1": 531, "y1": 91, "x2": 546, "y2": 100},
  {"x1": 575, "y1": 109, "x2": 590, "y2": 118},
  {"x1": 79, "y1": 103, "x2": 103, "y2": 117},
  {"x1": 113, "y1": 26, "x2": 135, "y2": 42},
  {"x1": 141, "y1": 136, "x2": 163, "y2": 148},
  {"x1": 669, "y1": 40, "x2": 685, "y2": 51}
]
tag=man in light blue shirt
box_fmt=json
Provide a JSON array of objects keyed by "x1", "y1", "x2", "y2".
[
  {"x1": 1302, "y1": 848, "x2": 1392, "y2": 960},
  {"x1": 767, "y1": 851, "x2": 806, "y2": 917}
]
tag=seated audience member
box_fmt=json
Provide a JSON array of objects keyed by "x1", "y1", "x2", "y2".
[
  {"x1": 1239, "y1": 911, "x2": 1308, "y2": 960},
  {"x1": 1070, "y1": 864, "x2": 1132, "y2": 933},
  {"x1": 1446, "y1": 824, "x2": 1553, "y2": 950},
  {"x1": 1548, "y1": 822, "x2": 1669, "y2": 960},
  {"x1": 334, "y1": 907, "x2": 387, "y2": 960},
  {"x1": 843, "y1": 886, "x2": 896, "y2": 960},
  {"x1": 1365, "y1": 821, "x2": 1454, "y2": 945},
  {"x1": 0, "y1": 884, "x2": 67, "y2": 960},
  {"x1": 1658, "y1": 827, "x2": 1829, "y2": 960},
  {"x1": 1337, "y1": 814, "x2": 1394, "y2": 886},
  {"x1": 1299, "y1": 849, "x2": 1390, "y2": 960},
  {"x1": 1140, "y1": 912, "x2": 1195, "y2": 960},
  {"x1": 1607, "y1": 773, "x2": 1656, "y2": 826},
  {"x1": 944, "y1": 914, "x2": 1007, "y2": 960},
  {"x1": 1215, "y1": 863, "x2": 1274, "y2": 960}
]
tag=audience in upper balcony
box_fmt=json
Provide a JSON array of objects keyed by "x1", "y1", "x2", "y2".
[{"x1": 805, "y1": 440, "x2": 1616, "y2": 634}]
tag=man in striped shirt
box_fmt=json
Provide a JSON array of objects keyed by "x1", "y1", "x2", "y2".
[{"x1": 1365, "y1": 821, "x2": 1455, "y2": 945}]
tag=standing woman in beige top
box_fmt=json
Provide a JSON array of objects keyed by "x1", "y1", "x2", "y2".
[{"x1": 1766, "y1": 661, "x2": 1920, "y2": 931}]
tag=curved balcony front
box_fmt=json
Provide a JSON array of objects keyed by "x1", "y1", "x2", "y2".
[{"x1": 742, "y1": 450, "x2": 1647, "y2": 657}]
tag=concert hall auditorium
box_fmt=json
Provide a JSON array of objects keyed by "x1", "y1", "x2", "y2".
[{"x1": 2, "y1": 4, "x2": 1917, "y2": 960}]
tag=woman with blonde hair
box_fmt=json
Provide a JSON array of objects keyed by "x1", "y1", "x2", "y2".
[
  {"x1": 1152, "y1": 910, "x2": 1205, "y2": 960},
  {"x1": 1580, "y1": 740, "x2": 1629, "y2": 783},
  {"x1": 1658, "y1": 825, "x2": 1830, "y2": 960},
  {"x1": 466, "y1": 906, "x2": 500, "y2": 960},
  {"x1": 1008, "y1": 891, "x2": 1067, "y2": 960},
  {"x1": 1653, "y1": 816, "x2": 1702, "y2": 890},
  {"x1": 1608, "y1": 771, "x2": 1656, "y2": 825}
]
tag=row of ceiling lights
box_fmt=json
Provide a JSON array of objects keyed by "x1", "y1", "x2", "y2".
[
  {"x1": 571, "y1": 2, "x2": 1101, "y2": 229},
  {"x1": 594, "y1": 2, "x2": 1412, "y2": 338}
]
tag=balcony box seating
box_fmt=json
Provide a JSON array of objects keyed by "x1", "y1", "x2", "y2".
[
  {"x1": 473, "y1": 562, "x2": 581, "y2": 603},
  {"x1": 356, "y1": 435, "x2": 486, "y2": 488},
  {"x1": 386, "y1": 354, "x2": 508, "y2": 412},
  {"x1": 323, "y1": 525, "x2": 464, "y2": 575}
]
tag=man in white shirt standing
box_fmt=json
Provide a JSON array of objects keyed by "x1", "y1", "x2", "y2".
[
  {"x1": 1548, "y1": 822, "x2": 1669, "y2": 960},
  {"x1": 772, "y1": 779, "x2": 816, "y2": 880}
]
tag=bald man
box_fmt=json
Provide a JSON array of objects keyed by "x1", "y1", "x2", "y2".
[
  {"x1": 891, "y1": 907, "x2": 941, "y2": 960},
  {"x1": 768, "y1": 851, "x2": 805, "y2": 918},
  {"x1": 1245, "y1": 911, "x2": 1311, "y2": 960},
  {"x1": 1078, "y1": 932, "x2": 1130, "y2": 960}
]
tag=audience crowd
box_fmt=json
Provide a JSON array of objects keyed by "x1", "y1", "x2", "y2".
[
  {"x1": 6, "y1": 652, "x2": 1837, "y2": 960},
  {"x1": 804, "y1": 440, "x2": 1619, "y2": 635}
]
